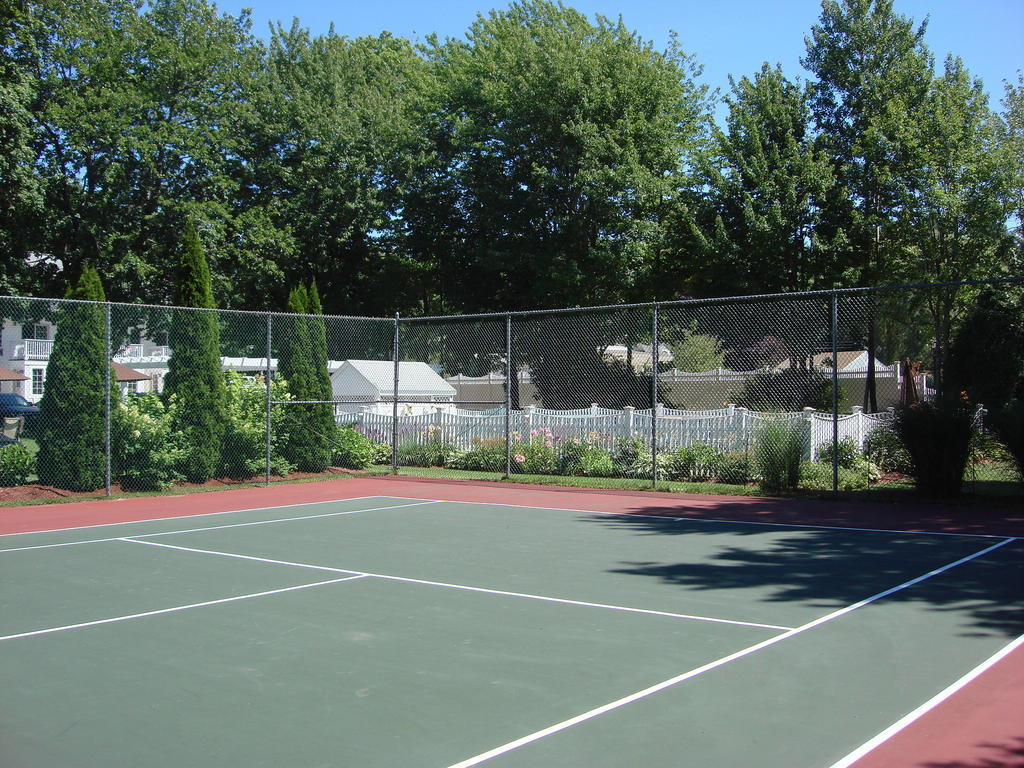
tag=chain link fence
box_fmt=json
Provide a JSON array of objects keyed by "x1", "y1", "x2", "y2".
[{"x1": 0, "y1": 278, "x2": 1020, "y2": 500}]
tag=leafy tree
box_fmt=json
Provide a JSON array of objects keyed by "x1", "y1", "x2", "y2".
[
  {"x1": 1001, "y1": 73, "x2": 1024, "y2": 263},
  {"x1": 678, "y1": 64, "x2": 840, "y2": 296},
  {"x1": 165, "y1": 221, "x2": 226, "y2": 482},
  {"x1": 410, "y1": 0, "x2": 711, "y2": 313},
  {"x1": 36, "y1": 266, "x2": 112, "y2": 490},
  {"x1": 240, "y1": 26, "x2": 431, "y2": 315},
  {"x1": 663, "y1": 323, "x2": 725, "y2": 372},
  {"x1": 803, "y1": 0, "x2": 933, "y2": 408}
]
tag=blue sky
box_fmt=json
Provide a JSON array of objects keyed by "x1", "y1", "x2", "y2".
[{"x1": 217, "y1": 0, "x2": 1022, "y2": 115}]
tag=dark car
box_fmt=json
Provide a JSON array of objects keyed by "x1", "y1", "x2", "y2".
[{"x1": 0, "y1": 393, "x2": 41, "y2": 434}]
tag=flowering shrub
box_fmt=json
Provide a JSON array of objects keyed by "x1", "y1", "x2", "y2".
[
  {"x1": 112, "y1": 395, "x2": 185, "y2": 491},
  {"x1": 661, "y1": 442, "x2": 724, "y2": 481},
  {"x1": 511, "y1": 428, "x2": 557, "y2": 474},
  {"x1": 450, "y1": 439, "x2": 507, "y2": 472},
  {"x1": 220, "y1": 372, "x2": 294, "y2": 478},
  {"x1": 332, "y1": 424, "x2": 376, "y2": 469}
]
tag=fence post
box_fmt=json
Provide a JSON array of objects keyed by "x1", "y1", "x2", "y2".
[
  {"x1": 623, "y1": 406, "x2": 634, "y2": 439},
  {"x1": 104, "y1": 302, "x2": 111, "y2": 497},
  {"x1": 851, "y1": 406, "x2": 865, "y2": 450},
  {"x1": 392, "y1": 313, "x2": 400, "y2": 475},
  {"x1": 265, "y1": 313, "x2": 273, "y2": 486},
  {"x1": 504, "y1": 313, "x2": 512, "y2": 479},
  {"x1": 803, "y1": 407, "x2": 817, "y2": 461},
  {"x1": 525, "y1": 404, "x2": 535, "y2": 434},
  {"x1": 830, "y1": 291, "x2": 840, "y2": 494},
  {"x1": 736, "y1": 406, "x2": 748, "y2": 453},
  {"x1": 651, "y1": 304, "x2": 659, "y2": 489}
]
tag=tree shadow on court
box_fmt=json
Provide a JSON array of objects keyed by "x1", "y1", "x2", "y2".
[
  {"x1": 584, "y1": 510, "x2": 1024, "y2": 639},
  {"x1": 923, "y1": 736, "x2": 1024, "y2": 768}
]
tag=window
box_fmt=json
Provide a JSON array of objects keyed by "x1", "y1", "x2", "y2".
[
  {"x1": 31, "y1": 368, "x2": 44, "y2": 395},
  {"x1": 23, "y1": 324, "x2": 48, "y2": 340}
]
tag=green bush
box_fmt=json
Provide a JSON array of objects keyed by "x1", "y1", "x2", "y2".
[
  {"x1": 450, "y1": 439, "x2": 507, "y2": 472},
  {"x1": 332, "y1": 425, "x2": 375, "y2": 470},
  {"x1": 0, "y1": 443, "x2": 35, "y2": 486},
  {"x1": 113, "y1": 395, "x2": 185, "y2": 491},
  {"x1": 717, "y1": 452, "x2": 751, "y2": 484},
  {"x1": 612, "y1": 436, "x2": 653, "y2": 478},
  {"x1": 661, "y1": 442, "x2": 724, "y2": 481},
  {"x1": 219, "y1": 373, "x2": 293, "y2": 479},
  {"x1": 398, "y1": 439, "x2": 455, "y2": 467},
  {"x1": 818, "y1": 437, "x2": 860, "y2": 469},
  {"x1": 369, "y1": 442, "x2": 392, "y2": 466},
  {"x1": 512, "y1": 433, "x2": 557, "y2": 474},
  {"x1": 893, "y1": 402, "x2": 976, "y2": 497},
  {"x1": 799, "y1": 461, "x2": 870, "y2": 491},
  {"x1": 863, "y1": 424, "x2": 913, "y2": 474},
  {"x1": 753, "y1": 417, "x2": 807, "y2": 492}
]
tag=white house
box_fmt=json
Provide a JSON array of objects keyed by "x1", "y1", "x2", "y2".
[{"x1": 331, "y1": 360, "x2": 457, "y2": 416}]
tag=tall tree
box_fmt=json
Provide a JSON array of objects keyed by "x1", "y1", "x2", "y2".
[
  {"x1": 803, "y1": 0, "x2": 934, "y2": 408},
  {"x1": 18, "y1": 0, "x2": 261, "y2": 301},
  {"x1": 1003, "y1": 73, "x2": 1024, "y2": 261},
  {"x1": 165, "y1": 221, "x2": 225, "y2": 482},
  {"x1": 240, "y1": 26, "x2": 431, "y2": 315},
  {"x1": 408, "y1": 0, "x2": 711, "y2": 313},
  {"x1": 36, "y1": 266, "x2": 111, "y2": 490},
  {"x1": 277, "y1": 283, "x2": 334, "y2": 471},
  {"x1": 678, "y1": 64, "x2": 840, "y2": 297}
]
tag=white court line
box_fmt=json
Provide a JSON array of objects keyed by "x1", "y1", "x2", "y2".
[
  {"x1": 444, "y1": 537, "x2": 1018, "y2": 768},
  {"x1": 121, "y1": 538, "x2": 791, "y2": 631},
  {"x1": 0, "y1": 575, "x2": 366, "y2": 642},
  {"x1": 0, "y1": 500, "x2": 440, "y2": 554},
  {"x1": 0, "y1": 494, "x2": 388, "y2": 537},
  {"x1": 378, "y1": 495, "x2": 1012, "y2": 540},
  {"x1": 825, "y1": 632, "x2": 1024, "y2": 768}
]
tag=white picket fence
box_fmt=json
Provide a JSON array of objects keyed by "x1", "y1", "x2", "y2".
[{"x1": 342, "y1": 403, "x2": 894, "y2": 459}]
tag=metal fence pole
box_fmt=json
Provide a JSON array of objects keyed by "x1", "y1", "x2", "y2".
[
  {"x1": 265, "y1": 313, "x2": 273, "y2": 486},
  {"x1": 505, "y1": 313, "x2": 512, "y2": 479},
  {"x1": 651, "y1": 304, "x2": 659, "y2": 489},
  {"x1": 831, "y1": 292, "x2": 840, "y2": 494},
  {"x1": 392, "y1": 313, "x2": 400, "y2": 475},
  {"x1": 104, "y1": 302, "x2": 112, "y2": 497}
]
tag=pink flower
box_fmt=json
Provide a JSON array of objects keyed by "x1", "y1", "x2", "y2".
[
  {"x1": 529, "y1": 429, "x2": 538, "y2": 437},
  {"x1": 514, "y1": 454, "x2": 526, "y2": 463},
  {"x1": 545, "y1": 441, "x2": 553, "y2": 448}
]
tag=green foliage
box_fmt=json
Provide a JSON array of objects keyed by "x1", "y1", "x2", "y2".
[
  {"x1": 369, "y1": 442, "x2": 392, "y2": 466},
  {"x1": 818, "y1": 437, "x2": 860, "y2": 470},
  {"x1": 332, "y1": 425, "x2": 375, "y2": 470},
  {"x1": 753, "y1": 417, "x2": 807, "y2": 492},
  {"x1": 511, "y1": 433, "x2": 558, "y2": 475},
  {"x1": 945, "y1": 285, "x2": 1024, "y2": 408},
  {"x1": 166, "y1": 222, "x2": 226, "y2": 482},
  {"x1": 863, "y1": 424, "x2": 914, "y2": 474},
  {"x1": 893, "y1": 402, "x2": 976, "y2": 496},
  {"x1": 219, "y1": 372, "x2": 293, "y2": 479},
  {"x1": 36, "y1": 266, "x2": 112, "y2": 491},
  {"x1": 558, "y1": 439, "x2": 615, "y2": 477},
  {"x1": 398, "y1": 440, "x2": 455, "y2": 468},
  {"x1": 661, "y1": 443, "x2": 724, "y2": 481},
  {"x1": 0, "y1": 444, "x2": 35, "y2": 486},
  {"x1": 799, "y1": 461, "x2": 871, "y2": 491},
  {"x1": 449, "y1": 439, "x2": 506, "y2": 472},
  {"x1": 612, "y1": 436, "x2": 654, "y2": 478},
  {"x1": 278, "y1": 283, "x2": 335, "y2": 472},
  {"x1": 717, "y1": 452, "x2": 751, "y2": 484},
  {"x1": 113, "y1": 395, "x2": 184, "y2": 491},
  {"x1": 663, "y1": 324, "x2": 726, "y2": 372}
]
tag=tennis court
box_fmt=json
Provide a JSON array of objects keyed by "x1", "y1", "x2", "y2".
[{"x1": 2, "y1": 487, "x2": 1021, "y2": 768}]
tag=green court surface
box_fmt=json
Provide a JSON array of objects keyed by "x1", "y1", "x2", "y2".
[{"x1": 1, "y1": 496, "x2": 1021, "y2": 768}]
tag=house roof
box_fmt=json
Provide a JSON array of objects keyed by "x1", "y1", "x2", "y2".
[
  {"x1": 333, "y1": 360, "x2": 456, "y2": 397},
  {"x1": 0, "y1": 366, "x2": 28, "y2": 382},
  {"x1": 111, "y1": 361, "x2": 150, "y2": 382}
]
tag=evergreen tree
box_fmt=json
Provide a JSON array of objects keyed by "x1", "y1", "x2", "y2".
[
  {"x1": 165, "y1": 221, "x2": 226, "y2": 482},
  {"x1": 279, "y1": 283, "x2": 334, "y2": 471},
  {"x1": 36, "y1": 266, "x2": 112, "y2": 490}
]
